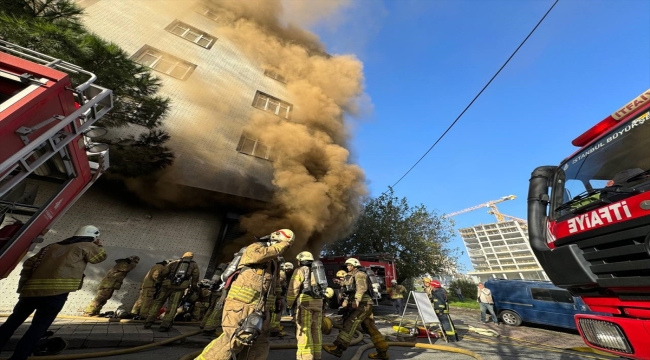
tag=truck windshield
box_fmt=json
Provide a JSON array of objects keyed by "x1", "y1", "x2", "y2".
[{"x1": 551, "y1": 110, "x2": 650, "y2": 220}]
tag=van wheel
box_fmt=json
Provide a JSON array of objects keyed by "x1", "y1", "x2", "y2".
[{"x1": 500, "y1": 310, "x2": 522, "y2": 326}]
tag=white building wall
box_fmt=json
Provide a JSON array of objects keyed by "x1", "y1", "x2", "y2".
[{"x1": 0, "y1": 186, "x2": 222, "y2": 315}]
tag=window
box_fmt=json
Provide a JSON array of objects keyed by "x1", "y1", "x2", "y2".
[
  {"x1": 263, "y1": 69, "x2": 286, "y2": 83},
  {"x1": 133, "y1": 45, "x2": 197, "y2": 80},
  {"x1": 196, "y1": 5, "x2": 220, "y2": 22},
  {"x1": 165, "y1": 20, "x2": 216, "y2": 49},
  {"x1": 252, "y1": 91, "x2": 292, "y2": 119},
  {"x1": 531, "y1": 288, "x2": 575, "y2": 303},
  {"x1": 237, "y1": 133, "x2": 270, "y2": 160}
]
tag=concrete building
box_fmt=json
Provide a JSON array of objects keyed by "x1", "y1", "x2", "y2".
[
  {"x1": 459, "y1": 220, "x2": 549, "y2": 282},
  {"x1": 0, "y1": 0, "x2": 322, "y2": 315}
]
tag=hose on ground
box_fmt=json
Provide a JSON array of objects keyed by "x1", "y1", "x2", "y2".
[
  {"x1": 0, "y1": 330, "x2": 203, "y2": 360},
  {"x1": 178, "y1": 329, "x2": 365, "y2": 360},
  {"x1": 0, "y1": 314, "x2": 200, "y2": 325},
  {"x1": 351, "y1": 342, "x2": 483, "y2": 360}
]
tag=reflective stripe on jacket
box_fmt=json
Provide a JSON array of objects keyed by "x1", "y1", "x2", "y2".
[
  {"x1": 19, "y1": 241, "x2": 107, "y2": 297},
  {"x1": 389, "y1": 285, "x2": 406, "y2": 299}
]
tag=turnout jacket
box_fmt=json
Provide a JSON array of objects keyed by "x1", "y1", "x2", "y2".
[
  {"x1": 18, "y1": 239, "x2": 106, "y2": 297},
  {"x1": 227, "y1": 241, "x2": 290, "y2": 309}
]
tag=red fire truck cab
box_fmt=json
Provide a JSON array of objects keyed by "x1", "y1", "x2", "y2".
[
  {"x1": 528, "y1": 88, "x2": 650, "y2": 359},
  {"x1": 321, "y1": 253, "x2": 398, "y2": 300},
  {"x1": 0, "y1": 41, "x2": 113, "y2": 279}
]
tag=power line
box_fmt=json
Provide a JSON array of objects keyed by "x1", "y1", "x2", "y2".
[{"x1": 390, "y1": 0, "x2": 559, "y2": 189}]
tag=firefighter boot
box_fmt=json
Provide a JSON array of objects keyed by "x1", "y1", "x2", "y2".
[
  {"x1": 323, "y1": 344, "x2": 344, "y2": 358},
  {"x1": 368, "y1": 350, "x2": 390, "y2": 359},
  {"x1": 143, "y1": 322, "x2": 153, "y2": 329}
]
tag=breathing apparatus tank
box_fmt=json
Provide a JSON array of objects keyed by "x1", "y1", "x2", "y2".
[
  {"x1": 364, "y1": 267, "x2": 382, "y2": 300},
  {"x1": 220, "y1": 247, "x2": 247, "y2": 285},
  {"x1": 311, "y1": 260, "x2": 329, "y2": 298},
  {"x1": 172, "y1": 259, "x2": 191, "y2": 285}
]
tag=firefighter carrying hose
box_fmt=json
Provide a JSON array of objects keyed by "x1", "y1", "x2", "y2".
[
  {"x1": 286, "y1": 251, "x2": 327, "y2": 360},
  {"x1": 196, "y1": 229, "x2": 294, "y2": 360},
  {"x1": 84, "y1": 255, "x2": 140, "y2": 316},
  {"x1": 131, "y1": 259, "x2": 170, "y2": 319},
  {"x1": 144, "y1": 252, "x2": 200, "y2": 331},
  {"x1": 323, "y1": 258, "x2": 389, "y2": 359},
  {"x1": 431, "y1": 280, "x2": 458, "y2": 341}
]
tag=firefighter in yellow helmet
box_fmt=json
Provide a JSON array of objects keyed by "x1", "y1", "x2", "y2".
[
  {"x1": 323, "y1": 258, "x2": 389, "y2": 359},
  {"x1": 196, "y1": 229, "x2": 294, "y2": 360},
  {"x1": 423, "y1": 277, "x2": 433, "y2": 301},
  {"x1": 84, "y1": 255, "x2": 140, "y2": 316},
  {"x1": 131, "y1": 259, "x2": 170, "y2": 319},
  {"x1": 144, "y1": 252, "x2": 200, "y2": 331},
  {"x1": 286, "y1": 251, "x2": 324, "y2": 360}
]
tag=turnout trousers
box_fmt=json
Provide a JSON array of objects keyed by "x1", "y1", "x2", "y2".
[
  {"x1": 131, "y1": 287, "x2": 155, "y2": 316},
  {"x1": 295, "y1": 300, "x2": 323, "y2": 360},
  {"x1": 196, "y1": 299, "x2": 270, "y2": 360},
  {"x1": 145, "y1": 287, "x2": 184, "y2": 329},
  {"x1": 334, "y1": 303, "x2": 388, "y2": 352},
  {"x1": 84, "y1": 288, "x2": 114, "y2": 315}
]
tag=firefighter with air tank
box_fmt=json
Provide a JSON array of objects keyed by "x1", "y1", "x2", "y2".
[
  {"x1": 131, "y1": 259, "x2": 170, "y2": 319},
  {"x1": 431, "y1": 279, "x2": 459, "y2": 341},
  {"x1": 144, "y1": 252, "x2": 200, "y2": 331},
  {"x1": 323, "y1": 258, "x2": 389, "y2": 359},
  {"x1": 196, "y1": 229, "x2": 294, "y2": 360},
  {"x1": 286, "y1": 251, "x2": 329, "y2": 360},
  {"x1": 269, "y1": 259, "x2": 288, "y2": 337},
  {"x1": 200, "y1": 262, "x2": 228, "y2": 335}
]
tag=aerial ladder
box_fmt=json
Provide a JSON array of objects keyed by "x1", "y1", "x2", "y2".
[{"x1": 444, "y1": 195, "x2": 526, "y2": 224}]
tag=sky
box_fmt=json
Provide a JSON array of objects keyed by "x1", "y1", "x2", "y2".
[{"x1": 303, "y1": 0, "x2": 650, "y2": 272}]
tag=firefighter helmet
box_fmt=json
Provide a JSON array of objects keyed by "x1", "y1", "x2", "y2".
[
  {"x1": 325, "y1": 287, "x2": 335, "y2": 299},
  {"x1": 296, "y1": 251, "x2": 314, "y2": 262},
  {"x1": 345, "y1": 258, "x2": 360, "y2": 267},
  {"x1": 270, "y1": 229, "x2": 294, "y2": 244},
  {"x1": 74, "y1": 225, "x2": 100, "y2": 239},
  {"x1": 423, "y1": 277, "x2": 431, "y2": 283},
  {"x1": 322, "y1": 317, "x2": 333, "y2": 335},
  {"x1": 283, "y1": 262, "x2": 294, "y2": 270},
  {"x1": 182, "y1": 252, "x2": 194, "y2": 258},
  {"x1": 336, "y1": 270, "x2": 347, "y2": 278},
  {"x1": 391, "y1": 279, "x2": 397, "y2": 284},
  {"x1": 430, "y1": 280, "x2": 442, "y2": 288}
]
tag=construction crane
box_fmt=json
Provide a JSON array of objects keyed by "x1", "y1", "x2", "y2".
[{"x1": 444, "y1": 195, "x2": 517, "y2": 222}]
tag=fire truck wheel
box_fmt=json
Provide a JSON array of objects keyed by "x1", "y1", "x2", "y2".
[{"x1": 499, "y1": 310, "x2": 522, "y2": 326}]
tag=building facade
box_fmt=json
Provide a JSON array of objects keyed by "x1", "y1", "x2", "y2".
[
  {"x1": 0, "y1": 0, "x2": 306, "y2": 315},
  {"x1": 459, "y1": 220, "x2": 549, "y2": 282}
]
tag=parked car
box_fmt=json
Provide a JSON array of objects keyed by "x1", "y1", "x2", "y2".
[{"x1": 484, "y1": 278, "x2": 608, "y2": 330}]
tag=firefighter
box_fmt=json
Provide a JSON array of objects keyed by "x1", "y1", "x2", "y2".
[
  {"x1": 286, "y1": 251, "x2": 324, "y2": 360},
  {"x1": 131, "y1": 259, "x2": 170, "y2": 319},
  {"x1": 323, "y1": 258, "x2": 389, "y2": 359},
  {"x1": 0, "y1": 225, "x2": 107, "y2": 360},
  {"x1": 191, "y1": 280, "x2": 213, "y2": 321},
  {"x1": 196, "y1": 229, "x2": 294, "y2": 360},
  {"x1": 283, "y1": 261, "x2": 295, "y2": 316},
  {"x1": 333, "y1": 270, "x2": 348, "y2": 308},
  {"x1": 201, "y1": 263, "x2": 228, "y2": 335},
  {"x1": 84, "y1": 255, "x2": 140, "y2": 316},
  {"x1": 388, "y1": 279, "x2": 406, "y2": 315},
  {"x1": 269, "y1": 262, "x2": 288, "y2": 337},
  {"x1": 422, "y1": 277, "x2": 433, "y2": 301},
  {"x1": 144, "y1": 252, "x2": 200, "y2": 331},
  {"x1": 431, "y1": 280, "x2": 458, "y2": 341}
]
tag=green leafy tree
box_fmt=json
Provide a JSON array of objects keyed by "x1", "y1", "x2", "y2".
[
  {"x1": 322, "y1": 188, "x2": 459, "y2": 283},
  {"x1": 448, "y1": 278, "x2": 478, "y2": 301},
  {"x1": 0, "y1": 0, "x2": 174, "y2": 177}
]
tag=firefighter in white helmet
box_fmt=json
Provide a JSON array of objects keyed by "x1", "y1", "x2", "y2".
[
  {"x1": 0, "y1": 226, "x2": 106, "y2": 360},
  {"x1": 286, "y1": 251, "x2": 324, "y2": 360},
  {"x1": 323, "y1": 258, "x2": 389, "y2": 359},
  {"x1": 144, "y1": 251, "x2": 200, "y2": 331},
  {"x1": 196, "y1": 229, "x2": 294, "y2": 360}
]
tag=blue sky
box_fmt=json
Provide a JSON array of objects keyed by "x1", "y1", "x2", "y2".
[{"x1": 307, "y1": 0, "x2": 650, "y2": 272}]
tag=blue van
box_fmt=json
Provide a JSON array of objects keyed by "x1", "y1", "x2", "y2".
[{"x1": 484, "y1": 279, "x2": 607, "y2": 330}]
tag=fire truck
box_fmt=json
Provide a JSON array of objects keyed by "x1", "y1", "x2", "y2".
[
  {"x1": 0, "y1": 40, "x2": 113, "y2": 279},
  {"x1": 321, "y1": 253, "x2": 397, "y2": 302},
  {"x1": 528, "y1": 88, "x2": 650, "y2": 359}
]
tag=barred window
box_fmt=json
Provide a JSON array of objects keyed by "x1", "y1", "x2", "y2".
[
  {"x1": 237, "y1": 133, "x2": 270, "y2": 160},
  {"x1": 166, "y1": 20, "x2": 216, "y2": 49},
  {"x1": 252, "y1": 91, "x2": 291, "y2": 119},
  {"x1": 133, "y1": 45, "x2": 197, "y2": 80}
]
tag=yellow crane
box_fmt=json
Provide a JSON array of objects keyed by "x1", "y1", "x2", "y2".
[{"x1": 444, "y1": 195, "x2": 519, "y2": 223}]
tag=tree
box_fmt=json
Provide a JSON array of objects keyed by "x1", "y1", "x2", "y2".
[
  {"x1": 448, "y1": 278, "x2": 478, "y2": 302},
  {"x1": 322, "y1": 188, "x2": 459, "y2": 283},
  {"x1": 0, "y1": 0, "x2": 174, "y2": 178}
]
